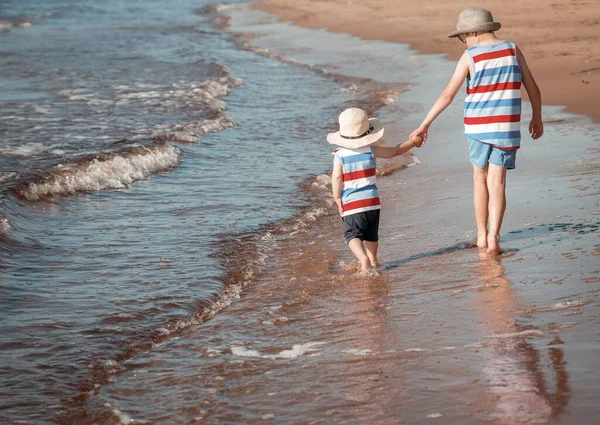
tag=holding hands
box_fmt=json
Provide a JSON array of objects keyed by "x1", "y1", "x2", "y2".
[{"x1": 410, "y1": 125, "x2": 428, "y2": 147}]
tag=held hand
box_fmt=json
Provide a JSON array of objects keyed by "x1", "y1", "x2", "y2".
[
  {"x1": 410, "y1": 126, "x2": 428, "y2": 146},
  {"x1": 529, "y1": 118, "x2": 544, "y2": 140},
  {"x1": 410, "y1": 134, "x2": 425, "y2": 148}
]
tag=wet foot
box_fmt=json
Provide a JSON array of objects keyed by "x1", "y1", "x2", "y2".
[
  {"x1": 359, "y1": 258, "x2": 372, "y2": 273},
  {"x1": 486, "y1": 235, "x2": 502, "y2": 255},
  {"x1": 358, "y1": 268, "x2": 381, "y2": 278},
  {"x1": 477, "y1": 233, "x2": 488, "y2": 248}
]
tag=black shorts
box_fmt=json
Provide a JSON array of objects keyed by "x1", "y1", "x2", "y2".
[{"x1": 342, "y1": 209, "x2": 380, "y2": 243}]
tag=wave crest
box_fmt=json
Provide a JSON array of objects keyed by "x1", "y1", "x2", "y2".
[{"x1": 15, "y1": 143, "x2": 180, "y2": 201}]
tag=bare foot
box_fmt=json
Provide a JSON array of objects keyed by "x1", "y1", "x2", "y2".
[
  {"x1": 359, "y1": 257, "x2": 372, "y2": 273},
  {"x1": 358, "y1": 268, "x2": 371, "y2": 277},
  {"x1": 368, "y1": 258, "x2": 379, "y2": 270},
  {"x1": 477, "y1": 233, "x2": 488, "y2": 248},
  {"x1": 358, "y1": 268, "x2": 381, "y2": 278},
  {"x1": 486, "y1": 235, "x2": 502, "y2": 255}
]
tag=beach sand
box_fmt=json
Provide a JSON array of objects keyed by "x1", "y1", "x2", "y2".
[
  {"x1": 82, "y1": 5, "x2": 600, "y2": 424},
  {"x1": 253, "y1": 0, "x2": 600, "y2": 123}
]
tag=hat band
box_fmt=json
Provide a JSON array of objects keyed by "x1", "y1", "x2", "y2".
[{"x1": 340, "y1": 125, "x2": 374, "y2": 140}]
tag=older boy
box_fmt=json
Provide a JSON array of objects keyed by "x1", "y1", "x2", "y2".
[
  {"x1": 411, "y1": 7, "x2": 543, "y2": 254},
  {"x1": 329, "y1": 107, "x2": 423, "y2": 275}
]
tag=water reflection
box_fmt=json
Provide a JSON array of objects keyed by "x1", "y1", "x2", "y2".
[{"x1": 474, "y1": 252, "x2": 571, "y2": 423}]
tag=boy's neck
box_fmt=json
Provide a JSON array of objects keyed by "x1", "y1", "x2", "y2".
[{"x1": 469, "y1": 32, "x2": 502, "y2": 47}]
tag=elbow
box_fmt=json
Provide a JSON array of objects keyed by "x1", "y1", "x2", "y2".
[{"x1": 440, "y1": 90, "x2": 455, "y2": 105}]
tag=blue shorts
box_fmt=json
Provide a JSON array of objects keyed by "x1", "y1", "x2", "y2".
[{"x1": 468, "y1": 137, "x2": 517, "y2": 170}]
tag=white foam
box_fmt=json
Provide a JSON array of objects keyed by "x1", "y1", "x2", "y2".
[
  {"x1": 407, "y1": 155, "x2": 422, "y2": 167},
  {"x1": 486, "y1": 330, "x2": 544, "y2": 339},
  {"x1": 163, "y1": 114, "x2": 238, "y2": 143},
  {"x1": 0, "y1": 217, "x2": 9, "y2": 234},
  {"x1": 342, "y1": 348, "x2": 372, "y2": 356},
  {"x1": 269, "y1": 342, "x2": 323, "y2": 359},
  {"x1": 112, "y1": 409, "x2": 133, "y2": 425},
  {"x1": 383, "y1": 92, "x2": 399, "y2": 105},
  {"x1": 19, "y1": 144, "x2": 180, "y2": 201},
  {"x1": 528, "y1": 300, "x2": 593, "y2": 313},
  {"x1": 231, "y1": 346, "x2": 262, "y2": 358},
  {"x1": 230, "y1": 342, "x2": 325, "y2": 359},
  {"x1": 0, "y1": 142, "x2": 53, "y2": 156},
  {"x1": 311, "y1": 174, "x2": 332, "y2": 192},
  {"x1": 549, "y1": 322, "x2": 579, "y2": 330}
]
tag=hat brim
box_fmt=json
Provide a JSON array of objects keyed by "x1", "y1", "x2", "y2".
[
  {"x1": 327, "y1": 118, "x2": 384, "y2": 149},
  {"x1": 448, "y1": 22, "x2": 501, "y2": 38}
]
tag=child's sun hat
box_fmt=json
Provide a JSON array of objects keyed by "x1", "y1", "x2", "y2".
[
  {"x1": 327, "y1": 107, "x2": 384, "y2": 149},
  {"x1": 448, "y1": 7, "x2": 501, "y2": 38}
]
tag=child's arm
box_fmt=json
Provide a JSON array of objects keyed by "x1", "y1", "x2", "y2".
[
  {"x1": 411, "y1": 52, "x2": 471, "y2": 141},
  {"x1": 372, "y1": 137, "x2": 422, "y2": 158},
  {"x1": 516, "y1": 46, "x2": 543, "y2": 140},
  {"x1": 331, "y1": 156, "x2": 344, "y2": 216}
]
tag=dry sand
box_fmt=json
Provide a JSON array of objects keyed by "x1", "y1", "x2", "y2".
[{"x1": 253, "y1": 0, "x2": 600, "y2": 123}]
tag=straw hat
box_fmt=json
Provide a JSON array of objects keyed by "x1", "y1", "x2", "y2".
[
  {"x1": 327, "y1": 108, "x2": 384, "y2": 149},
  {"x1": 448, "y1": 7, "x2": 501, "y2": 38}
]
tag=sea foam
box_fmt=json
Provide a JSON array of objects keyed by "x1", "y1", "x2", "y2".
[
  {"x1": 18, "y1": 144, "x2": 180, "y2": 201},
  {"x1": 231, "y1": 342, "x2": 325, "y2": 359}
]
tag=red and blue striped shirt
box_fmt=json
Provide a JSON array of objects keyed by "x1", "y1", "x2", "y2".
[
  {"x1": 464, "y1": 41, "x2": 522, "y2": 149},
  {"x1": 332, "y1": 146, "x2": 380, "y2": 217}
]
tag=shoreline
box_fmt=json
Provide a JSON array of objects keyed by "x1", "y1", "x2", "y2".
[
  {"x1": 73, "y1": 4, "x2": 600, "y2": 423},
  {"x1": 252, "y1": 0, "x2": 600, "y2": 123}
]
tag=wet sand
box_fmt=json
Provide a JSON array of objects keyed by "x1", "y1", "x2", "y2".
[
  {"x1": 253, "y1": 0, "x2": 600, "y2": 123},
  {"x1": 83, "y1": 5, "x2": 600, "y2": 424}
]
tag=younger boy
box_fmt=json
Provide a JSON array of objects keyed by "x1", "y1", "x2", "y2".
[
  {"x1": 411, "y1": 7, "x2": 543, "y2": 254},
  {"x1": 329, "y1": 107, "x2": 423, "y2": 274}
]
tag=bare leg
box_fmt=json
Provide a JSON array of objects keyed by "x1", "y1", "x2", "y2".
[
  {"x1": 348, "y1": 238, "x2": 371, "y2": 272},
  {"x1": 473, "y1": 164, "x2": 489, "y2": 248},
  {"x1": 365, "y1": 241, "x2": 379, "y2": 269},
  {"x1": 486, "y1": 164, "x2": 507, "y2": 254}
]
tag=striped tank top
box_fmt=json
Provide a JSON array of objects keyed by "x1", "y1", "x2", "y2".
[
  {"x1": 332, "y1": 146, "x2": 380, "y2": 217},
  {"x1": 464, "y1": 41, "x2": 522, "y2": 149}
]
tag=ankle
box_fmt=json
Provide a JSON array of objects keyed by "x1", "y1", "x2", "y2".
[
  {"x1": 488, "y1": 233, "x2": 500, "y2": 240},
  {"x1": 360, "y1": 257, "x2": 372, "y2": 270}
]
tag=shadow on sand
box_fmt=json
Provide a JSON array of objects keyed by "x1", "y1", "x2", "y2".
[{"x1": 382, "y1": 221, "x2": 599, "y2": 272}]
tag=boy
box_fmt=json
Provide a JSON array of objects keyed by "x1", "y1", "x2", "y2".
[
  {"x1": 411, "y1": 7, "x2": 543, "y2": 254},
  {"x1": 329, "y1": 107, "x2": 423, "y2": 275}
]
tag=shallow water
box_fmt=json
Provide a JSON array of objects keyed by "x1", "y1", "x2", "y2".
[
  {"x1": 72, "y1": 4, "x2": 600, "y2": 425},
  {"x1": 0, "y1": 1, "x2": 387, "y2": 422},
  {"x1": 1, "y1": 1, "x2": 599, "y2": 424}
]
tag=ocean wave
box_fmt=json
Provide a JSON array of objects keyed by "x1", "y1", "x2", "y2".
[
  {"x1": 0, "y1": 216, "x2": 9, "y2": 234},
  {"x1": 14, "y1": 143, "x2": 180, "y2": 201},
  {"x1": 55, "y1": 76, "x2": 242, "y2": 145},
  {"x1": 0, "y1": 12, "x2": 51, "y2": 31},
  {"x1": 230, "y1": 342, "x2": 325, "y2": 359},
  {"x1": 158, "y1": 112, "x2": 238, "y2": 143},
  {"x1": 0, "y1": 172, "x2": 19, "y2": 184}
]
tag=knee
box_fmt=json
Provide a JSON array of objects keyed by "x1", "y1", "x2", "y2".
[
  {"x1": 473, "y1": 170, "x2": 487, "y2": 185},
  {"x1": 487, "y1": 175, "x2": 506, "y2": 188}
]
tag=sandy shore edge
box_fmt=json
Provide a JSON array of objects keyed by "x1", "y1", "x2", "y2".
[{"x1": 252, "y1": 0, "x2": 600, "y2": 123}]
